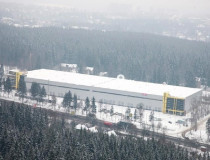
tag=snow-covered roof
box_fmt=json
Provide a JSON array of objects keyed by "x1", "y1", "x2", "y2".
[
  {"x1": 26, "y1": 69, "x2": 202, "y2": 98},
  {"x1": 27, "y1": 69, "x2": 113, "y2": 86}
]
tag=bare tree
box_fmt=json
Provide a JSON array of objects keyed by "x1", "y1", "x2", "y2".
[
  {"x1": 125, "y1": 107, "x2": 131, "y2": 121},
  {"x1": 134, "y1": 109, "x2": 138, "y2": 122},
  {"x1": 98, "y1": 99, "x2": 103, "y2": 112},
  {"x1": 157, "y1": 121, "x2": 162, "y2": 132}
]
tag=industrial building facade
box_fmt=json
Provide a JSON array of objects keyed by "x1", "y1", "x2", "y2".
[{"x1": 25, "y1": 69, "x2": 202, "y2": 115}]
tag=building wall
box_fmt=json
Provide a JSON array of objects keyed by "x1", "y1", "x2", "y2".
[
  {"x1": 26, "y1": 77, "x2": 202, "y2": 113},
  {"x1": 89, "y1": 87, "x2": 163, "y2": 111},
  {"x1": 185, "y1": 90, "x2": 202, "y2": 112},
  {"x1": 25, "y1": 77, "x2": 163, "y2": 111}
]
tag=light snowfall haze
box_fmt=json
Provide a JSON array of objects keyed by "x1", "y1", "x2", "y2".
[{"x1": 0, "y1": 0, "x2": 210, "y2": 17}]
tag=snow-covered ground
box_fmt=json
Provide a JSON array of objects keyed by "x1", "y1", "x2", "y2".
[
  {"x1": 95, "y1": 104, "x2": 192, "y2": 138},
  {"x1": 75, "y1": 124, "x2": 88, "y2": 130},
  {"x1": 185, "y1": 116, "x2": 210, "y2": 143},
  {"x1": 0, "y1": 90, "x2": 209, "y2": 144}
]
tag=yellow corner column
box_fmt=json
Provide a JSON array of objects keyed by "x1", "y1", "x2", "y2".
[
  {"x1": 15, "y1": 72, "x2": 22, "y2": 89},
  {"x1": 162, "y1": 92, "x2": 168, "y2": 113}
]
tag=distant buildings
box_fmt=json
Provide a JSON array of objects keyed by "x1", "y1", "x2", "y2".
[{"x1": 60, "y1": 63, "x2": 78, "y2": 73}]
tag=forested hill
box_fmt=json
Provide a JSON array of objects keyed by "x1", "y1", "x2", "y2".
[
  {"x1": 0, "y1": 101, "x2": 208, "y2": 159},
  {"x1": 0, "y1": 23, "x2": 210, "y2": 87}
]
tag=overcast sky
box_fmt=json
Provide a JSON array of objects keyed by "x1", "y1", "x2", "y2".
[{"x1": 1, "y1": 0, "x2": 210, "y2": 16}]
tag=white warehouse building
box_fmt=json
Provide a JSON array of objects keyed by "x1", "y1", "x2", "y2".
[{"x1": 25, "y1": 69, "x2": 202, "y2": 115}]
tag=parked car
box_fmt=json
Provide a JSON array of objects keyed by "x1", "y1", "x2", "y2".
[{"x1": 104, "y1": 121, "x2": 113, "y2": 127}]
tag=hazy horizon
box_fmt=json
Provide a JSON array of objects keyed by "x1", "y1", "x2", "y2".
[{"x1": 0, "y1": 0, "x2": 209, "y2": 17}]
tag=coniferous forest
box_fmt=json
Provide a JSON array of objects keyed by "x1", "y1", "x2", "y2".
[
  {"x1": 0, "y1": 24, "x2": 210, "y2": 87},
  {"x1": 0, "y1": 101, "x2": 209, "y2": 160}
]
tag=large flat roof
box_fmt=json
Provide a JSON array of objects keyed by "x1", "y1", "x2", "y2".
[{"x1": 26, "y1": 69, "x2": 202, "y2": 98}]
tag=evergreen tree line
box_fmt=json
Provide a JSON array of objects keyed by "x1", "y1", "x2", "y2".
[
  {"x1": 0, "y1": 102, "x2": 209, "y2": 160},
  {"x1": 0, "y1": 23, "x2": 210, "y2": 87},
  {"x1": 30, "y1": 82, "x2": 46, "y2": 102},
  {"x1": 2, "y1": 77, "x2": 12, "y2": 95},
  {"x1": 0, "y1": 77, "x2": 46, "y2": 103},
  {"x1": 62, "y1": 90, "x2": 96, "y2": 115},
  {"x1": 62, "y1": 90, "x2": 77, "y2": 112},
  {"x1": 0, "y1": 76, "x2": 40, "y2": 98},
  {"x1": 1, "y1": 78, "x2": 96, "y2": 115},
  {"x1": 29, "y1": 82, "x2": 97, "y2": 116}
]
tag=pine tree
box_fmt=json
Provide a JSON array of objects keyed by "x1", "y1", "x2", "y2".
[
  {"x1": 68, "y1": 91, "x2": 72, "y2": 108},
  {"x1": 62, "y1": 91, "x2": 72, "y2": 111},
  {"x1": 110, "y1": 106, "x2": 114, "y2": 115},
  {"x1": 0, "y1": 64, "x2": 4, "y2": 78},
  {"x1": 206, "y1": 118, "x2": 210, "y2": 141},
  {"x1": 91, "y1": 97, "x2": 96, "y2": 114},
  {"x1": 0, "y1": 64, "x2": 3, "y2": 91},
  {"x1": 137, "y1": 103, "x2": 144, "y2": 125},
  {"x1": 149, "y1": 110, "x2": 155, "y2": 132},
  {"x1": 39, "y1": 86, "x2": 46, "y2": 102},
  {"x1": 125, "y1": 108, "x2": 131, "y2": 120},
  {"x1": 73, "y1": 94, "x2": 77, "y2": 112},
  {"x1": 84, "y1": 97, "x2": 90, "y2": 115},
  {"x1": 149, "y1": 110, "x2": 154, "y2": 122},
  {"x1": 4, "y1": 77, "x2": 12, "y2": 96},
  {"x1": 134, "y1": 109, "x2": 138, "y2": 122},
  {"x1": 0, "y1": 99, "x2": 207, "y2": 159},
  {"x1": 18, "y1": 76, "x2": 27, "y2": 102},
  {"x1": 51, "y1": 95, "x2": 57, "y2": 109},
  {"x1": 62, "y1": 92, "x2": 68, "y2": 108},
  {"x1": 0, "y1": 80, "x2": 2, "y2": 91},
  {"x1": 30, "y1": 82, "x2": 41, "y2": 100}
]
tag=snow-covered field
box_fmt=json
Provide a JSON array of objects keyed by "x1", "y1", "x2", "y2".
[{"x1": 0, "y1": 90, "x2": 209, "y2": 144}]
